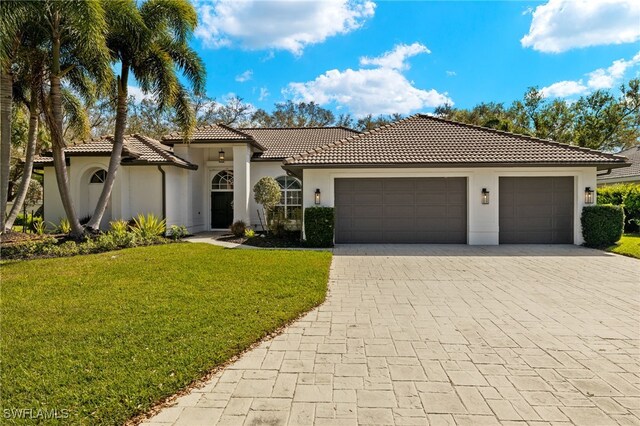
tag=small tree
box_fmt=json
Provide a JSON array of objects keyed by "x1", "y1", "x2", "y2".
[{"x1": 253, "y1": 177, "x2": 281, "y2": 232}]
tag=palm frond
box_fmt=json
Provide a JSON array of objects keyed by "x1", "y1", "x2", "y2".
[
  {"x1": 140, "y1": 0, "x2": 197, "y2": 43},
  {"x1": 61, "y1": 88, "x2": 90, "y2": 140},
  {"x1": 134, "y1": 45, "x2": 178, "y2": 111},
  {"x1": 157, "y1": 36, "x2": 205, "y2": 96},
  {"x1": 172, "y1": 82, "x2": 195, "y2": 140}
]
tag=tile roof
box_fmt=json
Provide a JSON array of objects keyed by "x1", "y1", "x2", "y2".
[
  {"x1": 163, "y1": 123, "x2": 253, "y2": 142},
  {"x1": 598, "y1": 146, "x2": 640, "y2": 181},
  {"x1": 284, "y1": 114, "x2": 630, "y2": 169},
  {"x1": 241, "y1": 127, "x2": 360, "y2": 159},
  {"x1": 34, "y1": 134, "x2": 197, "y2": 169},
  {"x1": 162, "y1": 124, "x2": 359, "y2": 159}
]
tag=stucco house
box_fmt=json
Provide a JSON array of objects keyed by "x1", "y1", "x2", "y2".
[
  {"x1": 597, "y1": 145, "x2": 639, "y2": 186},
  {"x1": 36, "y1": 114, "x2": 629, "y2": 245}
]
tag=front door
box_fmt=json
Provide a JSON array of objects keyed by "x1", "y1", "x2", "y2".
[{"x1": 211, "y1": 192, "x2": 233, "y2": 229}]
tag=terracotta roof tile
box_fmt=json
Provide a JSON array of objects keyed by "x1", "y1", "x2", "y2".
[
  {"x1": 284, "y1": 114, "x2": 629, "y2": 167},
  {"x1": 34, "y1": 135, "x2": 197, "y2": 169},
  {"x1": 598, "y1": 146, "x2": 640, "y2": 181},
  {"x1": 163, "y1": 123, "x2": 252, "y2": 141}
]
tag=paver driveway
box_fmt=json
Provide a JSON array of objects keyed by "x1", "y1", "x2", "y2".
[{"x1": 144, "y1": 245, "x2": 640, "y2": 426}]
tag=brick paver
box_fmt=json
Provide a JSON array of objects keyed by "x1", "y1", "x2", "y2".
[{"x1": 144, "y1": 245, "x2": 640, "y2": 425}]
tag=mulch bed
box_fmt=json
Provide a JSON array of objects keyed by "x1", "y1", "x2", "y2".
[{"x1": 217, "y1": 231, "x2": 305, "y2": 248}]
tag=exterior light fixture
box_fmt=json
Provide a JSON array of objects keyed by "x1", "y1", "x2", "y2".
[
  {"x1": 584, "y1": 187, "x2": 594, "y2": 204},
  {"x1": 218, "y1": 149, "x2": 225, "y2": 163},
  {"x1": 481, "y1": 188, "x2": 490, "y2": 205},
  {"x1": 314, "y1": 188, "x2": 321, "y2": 205}
]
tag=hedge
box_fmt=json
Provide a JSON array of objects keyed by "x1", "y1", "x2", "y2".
[
  {"x1": 597, "y1": 183, "x2": 640, "y2": 232},
  {"x1": 581, "y1": 205, "x2": 624, "y2": 247},
  {"x1": 304, "y1": 207, "x2": 334, "y2": 247}
]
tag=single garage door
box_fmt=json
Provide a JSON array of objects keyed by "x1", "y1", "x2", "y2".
[
  {"x1": 499, "y1": 177, "x2": 574, "y2": 244},
  {"x1": 334, "y1": 178, "x2": 467, "y2": 243}
]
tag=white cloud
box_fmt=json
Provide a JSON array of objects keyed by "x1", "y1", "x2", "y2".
[
  {"x1": 127, "y1": 86, "x2": 153, "y2": 103},
  {"x1": 541, "y1": 80, "x2": 588, "y2": 98},
  {"x1": 286, "y1": 42, "x2": 451, "y2": 117},
  {"x1": 541, "y1": 51, "x2": 640, "y2": 97},
  {"x1": 359, "y1": 42, "x2": 429, "y2": 70},
  {"x1": 521, "y1": 0, "x2": 640, "y2": 53},
  {"x1": 446, "y1": 70, "x2": 456, "y2": 77},
  {"x1": 196, "y1": 0, "x2": 376, "y2": 55},
  {"x1": 235, "y1": 70, "x2": 253, "y2": 82},
  {"x1": 258, "y1": 87, "x2": 270, "y2": 101}
]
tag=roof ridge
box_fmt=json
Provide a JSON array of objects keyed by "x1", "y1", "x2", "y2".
[
  {"x1": 284, "y1": 114, "x2": 420, "y2": 164},
  {"x1": 133, "y1": 134, "x2": 176, "y2": 162},
  {"x1": 240, "y1": 125, "x2": 360, "y2": 132},
  {"x1": 418, "y1": 114, "x2": 628, "y2": 162},
  {"x1": 217, "y1": 123, "x2": 255, "y2": 140}
]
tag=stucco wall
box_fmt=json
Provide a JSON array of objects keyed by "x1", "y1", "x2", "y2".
[
  {"x1": 43, "y1": 158, "x2": 164, "y2": 230},
  {"x1": 302, "y1": 166, "x2": 598, "y2": 245}
]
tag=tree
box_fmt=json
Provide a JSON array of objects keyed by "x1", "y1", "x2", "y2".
[
  {"x1": 193, "y1": 94, "x2": 254, "y2": 127},
  {"x1": 31, "y1": 0, "x2": 112, "y2": 237},
  {"x1": 251, "y1": 101, "x2": 335, "y2": 127},
  {"x1": 253, "y1": 177, "x2": 281, "y2": 232},
  {"x1": 85, "y1": 0, "x2": 205, "y2": 231}
]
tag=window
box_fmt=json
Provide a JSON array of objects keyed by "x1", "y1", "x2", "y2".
[
  {"x1": 275, "y1": 176, "x2": 301, "y2": 220},
  {"x1": 90, "y1": 169, "x2": 107, "y2": 184},
  {"x1": 212, "y1": 170, "x2": 234, "y2": 190}
]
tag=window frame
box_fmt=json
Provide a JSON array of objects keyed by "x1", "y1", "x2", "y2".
[
  {"x1": 89, "y1": 169, "x2": 107, "y2": 184},
  {"x1": 275, "y1": 175, "x2": 302, "y2": 220},
  {"x1": 211, "y1": 170, "x2": 234, "y2": 191}
]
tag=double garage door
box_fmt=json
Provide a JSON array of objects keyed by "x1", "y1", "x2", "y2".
[
  {"x1": 334, "y1": 177, "x2": 574, "y2": 244},
  {"x1": 335, "y1": 178, "x2": 467, "y2": 243}
]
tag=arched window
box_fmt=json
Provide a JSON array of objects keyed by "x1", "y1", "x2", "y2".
[
  {"x1": 212, "y1": 170, "x2": 234, "y2": 190},
  {"x1": 275, "y1": 176, "x2": 301, "y2": 220},
  {"x1": 90, "y1": 169, "x2": 107, "y2": 184}
]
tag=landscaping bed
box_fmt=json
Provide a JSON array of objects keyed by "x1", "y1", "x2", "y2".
[
  {"x1": 1, "y1": 243, "x2": 332, "y2": 424},
  {"x1": 217, "y1": 230, "x2": 306, "y2": 248}
]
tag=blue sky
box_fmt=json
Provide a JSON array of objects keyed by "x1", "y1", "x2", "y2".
[{"x1": 133, "y1": 0, "x2": 640, "y2": 117}]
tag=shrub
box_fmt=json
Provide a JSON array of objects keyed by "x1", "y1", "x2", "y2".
[
  {"x1": 244, "y1": 228, "x2": 255, "y2": 238},
  {"x1": 253, "y1": 177, "x2": 281, "y2": 231},
  {"x1": 597, "y1": 183, "x2": 640, "y2": 232},
  {"x1": 304, "y1": 207, "x2": 334, "y2": 248},
  {"x1": 0, "y1": 236, "x2": 57, "y2": 259},
  {"x1": 57, "y1": 218, "x2": 71, "y2": 234},
  {"x1": 32, "y1": 220, "x2": 47, "y2": 236},
  {"x1": 131, "y1": 213, "x2": 166, "y2": 238},
  {"x1": 168, "y1": 225, "x2": 189, "y2": 240},
  {"x1": 269, "y1": 210, "x2": 287, "y2": 237},
  {"x1": 581, "y1": 205, "x2": 624, "y2": 247},
  {"x1": 230, "y1": 220, "x2": 246, "y2": 237}
]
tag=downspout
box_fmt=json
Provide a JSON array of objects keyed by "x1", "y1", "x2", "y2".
[{"x1": 157, "y1": 165, "x2": 166, "y2": 220}]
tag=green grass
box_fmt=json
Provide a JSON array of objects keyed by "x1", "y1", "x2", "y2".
[
  {"x1": 606, "y1": 233, "x2": 640, "y2": 259},
  {"x1": 1, "y1": 243, "x2": 332, "y2": 424}
]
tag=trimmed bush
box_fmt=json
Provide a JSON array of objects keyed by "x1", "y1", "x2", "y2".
[
  {"x1": 230, "y1": 221, "x2": 246, "y2": 237},
  {"x1": 597, "y1": 183, "x2": 640, "y2": 232},
  {"x1": 581, "y1": 205, "x2": 624, "y2": 247},
  {"x1": 304, "y1": 207, "x2": 334, "y2": 247}
]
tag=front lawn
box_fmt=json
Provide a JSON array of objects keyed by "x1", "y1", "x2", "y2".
[
  {"x1": 1, "y1": 243, "x2": 332, "y2": 424},
  {"x1": 606, "y1": 233, "x2": 640, "y2": 259}
]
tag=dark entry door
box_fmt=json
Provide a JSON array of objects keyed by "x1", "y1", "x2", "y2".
[{"x1": 211, "y1": 192, "x2": 233, "y2": 229}]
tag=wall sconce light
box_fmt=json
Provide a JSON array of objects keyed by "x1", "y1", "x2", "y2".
[
  {"x1": 584, "y1": 187, "x2": 594, "y2": 204},
  {"x1": 314, "y1": 188, "x2": 321, "y2": 205},
  {"x1": 218, "y1": 149, "x2": 225, "y2": 163},
  {"x1": 481, "y1": 188, "x2": 490, "y2": 205}
]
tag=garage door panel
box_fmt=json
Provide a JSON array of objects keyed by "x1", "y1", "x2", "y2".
[
  {"x1": 335, "y1": 177, "x2": 467, "y2": 243},
  {"x1": 384, "y1": 192, "x2": 415, "y2": 204},
  {"x1": 499, "y1": 177, "x2": 573, "y2": 244}
]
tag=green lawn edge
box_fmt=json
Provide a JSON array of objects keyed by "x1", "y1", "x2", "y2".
[
  {"x1": 1, "y1": 243, "x2": 332, "y2": 425},
  {"x1": 605, "y1": 233, "x2": 640, "y2": 259}
]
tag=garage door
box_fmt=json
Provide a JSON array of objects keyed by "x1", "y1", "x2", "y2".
[
  {"x1": 499, "y1": 177, "x2": 573, "y2": 244},
  {"x1": 334, "y1": 178, "x2": 467, "y2": 243}
]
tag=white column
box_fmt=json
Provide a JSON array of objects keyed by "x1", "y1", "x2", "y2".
[
  {"x1": 233, "y1": 145, "x2": 251, "y2": 223},
  {"x1": 467, "y1": 170, "x2": 499, "y2": 245}
]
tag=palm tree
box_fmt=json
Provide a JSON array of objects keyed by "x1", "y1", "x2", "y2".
[
  {"x1": 85, "y1": 0, "x2": 205, "y2": 231},
  {"x1": 37, "y1": 0, "x2": 112, "y2": 237}
]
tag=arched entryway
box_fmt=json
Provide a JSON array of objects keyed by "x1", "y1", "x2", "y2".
[{"x1": 211, "y1": 170, "x2": 234, "y2": 229}]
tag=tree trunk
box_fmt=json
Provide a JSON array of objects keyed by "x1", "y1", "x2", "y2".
[
  {"x1": 86, "y1": 64, "x2": 129, "y2": 231},
  {"x1": 5, "y1": 81, "x2": 39, "y2": 230},
  {"x1": 0, "y1": 68, "x2": 12, "y2": 232},
  {"x1": 48, "y1": 26, "x2": 83, "y2": 238}
]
